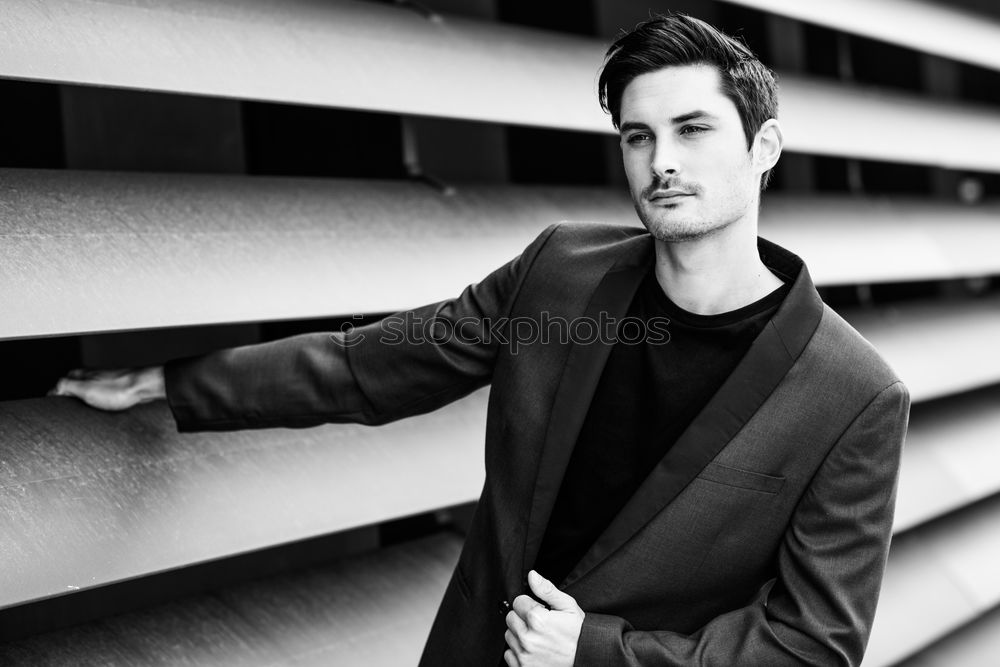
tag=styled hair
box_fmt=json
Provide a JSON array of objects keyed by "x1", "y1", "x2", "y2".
[{"x1": 598, "y1": 13, "x2": 779, "y2": 189}]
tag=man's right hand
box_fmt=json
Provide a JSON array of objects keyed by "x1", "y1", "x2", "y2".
[{"x1": 49, "y1": 367, "x2": 166, "y2": 411}]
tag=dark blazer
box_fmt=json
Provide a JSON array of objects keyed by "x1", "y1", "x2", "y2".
[{"x1": 165, "y1": 223, "x2": 910, "y2": 666}]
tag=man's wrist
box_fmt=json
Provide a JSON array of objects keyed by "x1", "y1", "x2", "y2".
[{"x1": 133, "y1": 366, "x2": 166, "y2": 403}]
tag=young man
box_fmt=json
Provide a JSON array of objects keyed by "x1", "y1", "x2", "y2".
[{"x1": 54, "y1": 14, "x2": 909, "y2": 667}]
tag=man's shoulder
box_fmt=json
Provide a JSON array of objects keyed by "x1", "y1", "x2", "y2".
[
  {"x1": 806, "y1": 304, "x2": 906, "y2": 398},
  {"x1": 544, "y1": 221, "x2": 647, "y2": 246},
  {"x1": 534, "y1": 221, "x2": 649, "y2": 264}
]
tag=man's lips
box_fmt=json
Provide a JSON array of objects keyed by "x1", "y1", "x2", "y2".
[{"x1": 647, "y1": 190, "x2": 693, "y2": 202}]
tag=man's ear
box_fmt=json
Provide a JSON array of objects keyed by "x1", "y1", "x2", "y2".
[{"x1": 752, "y1": 119, "x2": 783, "y2": 174}]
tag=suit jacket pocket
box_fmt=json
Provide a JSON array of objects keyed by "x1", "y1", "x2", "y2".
[{"x1": 697, "y1": 461, "x2": 785, "y2": 494}]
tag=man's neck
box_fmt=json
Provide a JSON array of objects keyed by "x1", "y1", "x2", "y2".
[{"x1": 652, "y1": 218, "x2": 784, "y2": 316}]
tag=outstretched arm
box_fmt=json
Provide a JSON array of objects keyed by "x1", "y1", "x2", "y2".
[{"x1": 51, "y1": 224, "x2": 560, "y2": 431}]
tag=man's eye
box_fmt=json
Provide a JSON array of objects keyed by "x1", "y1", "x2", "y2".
[
  {"x1": 625, "y1": 133, "x2": 651, "y2": 145},
  {"x1": 680, "y1": 125, "x2": 708, "y2": 135}
]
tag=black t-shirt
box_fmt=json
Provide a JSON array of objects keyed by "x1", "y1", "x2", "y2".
[{"x1": 534, "y1": 269, "x2": 791, "y2": 585}]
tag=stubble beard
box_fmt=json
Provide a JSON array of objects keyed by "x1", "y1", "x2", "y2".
[
  {"x1": 634, "y1": 176, "x2": 713, "y2": 242},
  {"x1": 633, "y1": 198, "x2": 733, "y2": 243},
  {"x1": 632, "y1": 182, "x2": 754, "y2": 243}
]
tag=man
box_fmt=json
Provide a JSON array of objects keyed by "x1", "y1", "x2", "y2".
[{"x1": 53, "y1": 14, "x2": 909, "y2": 666}]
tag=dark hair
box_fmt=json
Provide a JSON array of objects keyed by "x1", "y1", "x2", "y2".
[{"x1": 598, "y1": 13, "x2": 779, "y2": 189}]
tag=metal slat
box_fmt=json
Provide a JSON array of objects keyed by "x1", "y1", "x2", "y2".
[
  {"x1": 0, "y1": 390, "x2": 485, "y2": 610},
  {"x1": 843, "y1": 298, "x2": 1000, "y2": 403},
  {"x1": 0, "y1": 169, "x2": 636, "y2": 339},
  {"x1": 0, "y1": 532, "x2": 460, "y2": 666},
  {"x1": 720, "y1": 0, "x2": 1000, "y2": 74},
  {"x1": 3, "y1": 1, "x2": 1000, "y2": 169},
  {"x1": 864, "y1": 495, "x2": 1000, "y2": 666},
  {"x1": 900, "y1": 603, "x2": 1000, "y2": 666},
  {"x1": 5, "y1": 169, "x2": 1000, "y2": 340},
  {"x1": 760, "y1": 196, "x2": 1000, "y2": 286},
  {"x1": 2, "y1": 0, "x2": 608, "y2": 132},
  {"x1": 894, "y1": 385, "x2": 1000, "y2": 533},
  {"x1": 777, "y1": 74, "x2": 1000, "y2": 171}
]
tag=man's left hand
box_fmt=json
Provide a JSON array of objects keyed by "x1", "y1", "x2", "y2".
[{"x1": 504, "y1": 570, "x2": 585, "y2": 667}]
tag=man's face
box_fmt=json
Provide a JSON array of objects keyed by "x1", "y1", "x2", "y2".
[{"x1": 619, "y1": 64, "x2": 762, "y2": 243}]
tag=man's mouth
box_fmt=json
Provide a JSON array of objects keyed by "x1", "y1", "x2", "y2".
[{"x1": 648, "y1": 189, "x2": 693, "y2": 202}]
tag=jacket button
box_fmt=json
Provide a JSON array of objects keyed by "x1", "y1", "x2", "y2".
[{"x1": 498, "y1": 599, "x2": 511, "y2": 615}]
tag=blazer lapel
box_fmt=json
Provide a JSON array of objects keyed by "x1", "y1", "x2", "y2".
[
  {"x1": 521, "y1": 240, "x2": 653, "y2": 579},
  {"x1": 563, "y1": 238, "x2": 825, "y2": 588}
]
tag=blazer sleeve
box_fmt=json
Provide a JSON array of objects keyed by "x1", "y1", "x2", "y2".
[
  {"x1": 575, "y1": 380, "x2": 911, "y2": 667},
  {"x1": 164, "y1": 224, "x2": 559, "y2": 432}
]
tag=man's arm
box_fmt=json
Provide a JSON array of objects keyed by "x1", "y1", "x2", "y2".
[
  {"x1": 507, "y1": 381, "x2": 909, "y2": 667},
  {"x1": 572, "y1": 380, "x2": 909, "y2": 666},
  {"x1": 52, "y1": 224, "x2": 560, "y2": 429}
]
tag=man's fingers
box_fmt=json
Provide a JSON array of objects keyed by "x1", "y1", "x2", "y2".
[
  {"x1": 528, "y1": 570, "x2": 579, "y2": 613},
  {"x1": 512, "y1": 593, "x2": 543, "y2": 621},
  {"x1": 51, "y1": 372, "x2": 100, "y2": 396},
  {"x1": 47, "y1": 368, "x2": 151, "y2": 412},
  {"x1": 505, "y1": 609, "x2": 528, "y2": 637},
  {"x1": 51, "y1": 377, "x2": 81, "y2": 398},
  {"x1": 504, "y1": 629, "x2": 523, "y2": 654},
  {"x1": 503, "y1": 648, "x2": 520, "y2": 667}
]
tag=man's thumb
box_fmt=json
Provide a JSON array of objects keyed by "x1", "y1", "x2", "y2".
[{"x1": 528, "y1": 570, "x2": 577, "y2": 612}]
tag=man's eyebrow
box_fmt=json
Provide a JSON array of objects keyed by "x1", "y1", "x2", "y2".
[
  {"x1": 671, "y1": 110, "x2": 717, "y2": 124},
  {"x1": 619, "y1": 121, "x2": 649, "y2": 133},
  {"x1": 619, "y1": 112, "x2": 718, "y2": 133}
]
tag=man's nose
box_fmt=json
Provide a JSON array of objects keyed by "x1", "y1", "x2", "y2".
[{"x1": 650, "y1": 142, "x2": 680, "y2": 177}]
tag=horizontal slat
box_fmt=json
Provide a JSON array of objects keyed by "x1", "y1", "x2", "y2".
[
  {"x1": 843, "y1": 297, "x2": 1000, "y2": 403},
  {"x1": 0, "y1": 169, "x2": 635, "y2": 339},
  {"x1": 900, "y1": 603, "x2": 1000, "y2": 666},
  {"x1": 4, "y1": 1, "x2": 1000, "y2": 169},
  {"x1": 5, "y1": 169, "x2": 1000, "y2": 339},
  {"x1": 760, "y1": 196, "x2": 1000, "y2": 286},
  {"x1": 0, "y1": 532, "x2": 460, "y2": 666},
  {"x1": 2, "y1": 0, "x2": 608, "y2": 132},
  {"x1": 777, "y1": 73, "x2": 1000, "y2": 171},
  {"x1": 0, "y1": 390, "x2": 485, "y2": 610},
  {"x1": 894, "y1": 385, "x2": 1000, "y2": 533},
  {"x1": 721, "y1": 0, "x2": 1000, "y2": 73},
  {"x1": 864, "y1": 494, "x2": 1000, "y2": 666}
]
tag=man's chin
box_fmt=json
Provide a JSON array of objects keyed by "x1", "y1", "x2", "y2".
[
  {"x1": 647, "y1": 227, "x2": 713, "y2": 243},
  {"x1": 637, "y1": 212, "x2": 705, "y2": 243},
  {"x1": 634, "y1": 204, "x2": 738, "y2": 243}
]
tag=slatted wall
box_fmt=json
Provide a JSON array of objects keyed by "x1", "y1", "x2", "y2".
[{"x1": 1, "y1": 0, "x2": 998, "y2": 664}]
